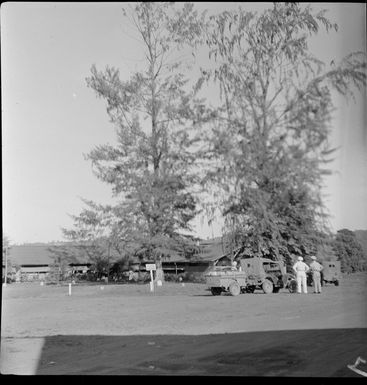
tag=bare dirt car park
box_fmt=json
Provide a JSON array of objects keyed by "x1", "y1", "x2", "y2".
[{"x1": 1, "y1": 272, "x2": 367, "y2": 377}]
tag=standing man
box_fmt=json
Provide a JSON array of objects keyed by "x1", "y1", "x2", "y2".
[
  {"x1": 293, "y1": 256, "x2": 310, "y2": 294},
  {"x1": 309, "y1": 255, "x2": 323, "y2": 294}
]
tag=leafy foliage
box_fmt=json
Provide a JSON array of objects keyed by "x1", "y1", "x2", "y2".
[
  {"x1": 2, "y1": 233, "x2": 12, "y2": 282},
  {"x1": 54, "y1": 199, "x2": 129, "y2": 274},
  {"x1": 59, "y1": 3, "x2": 365, "y2": 271},
  {"x1": 354, "y1": 230, "x2": 367, "y2": 258},
  {"x1": 198, "y1": 3, "x2": 366, "y2": 266},
  {"x1": 3, "y1": 233, "x2": 11, "y2": 250},
  {"x1": 64, "y1": 2, "x2": 207, "y2": 263},
  {"x1": 333, "y1": 229, "x2": 367, "y2": 273}
]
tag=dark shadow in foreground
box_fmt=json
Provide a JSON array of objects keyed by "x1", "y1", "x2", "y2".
[{"x1": 36, "y1": 328, "x2": 367, "y2": 376}]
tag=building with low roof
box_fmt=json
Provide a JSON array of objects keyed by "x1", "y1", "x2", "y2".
[
  {"x1": 4, "y1": 238, "x2": 229, "y2": 282},
  {"x1": 5, "y1": 244, "x2": 91, "y2": 282},
  {"x1": 157, "y1": 238, "x2": 232, "y2": 278}
]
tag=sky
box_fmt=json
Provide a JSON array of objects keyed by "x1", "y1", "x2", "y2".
[{"x1": 2, "y1": 2, "x2": 366, "y2": 245}]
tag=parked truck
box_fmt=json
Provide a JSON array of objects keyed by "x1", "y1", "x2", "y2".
[
  {"x1": 205, "y1": 257, "x2": 298, "y2": 296},
  {"x1": 322, "y1": 260, "x2": 341, "y2": 286},
  {"x1": 307, "y1": 260, "x2": 341, "y2": 287}
]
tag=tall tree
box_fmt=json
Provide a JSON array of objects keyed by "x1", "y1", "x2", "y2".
[
  {"x1": 200, "y1": 3, "x2": 366, "y2": 265},
  {"x1": 81, "y1": 2, "x2": 206, "y2": 263},
  {"x1": 2, "y1": 233, "x2": 12, "y2": 283},
  {"x1": 2, "y1": 233, "x2": 11, "y2": 250},
  {"x1": 333, "y1": 229, "x2": 367, "y2": 273}
]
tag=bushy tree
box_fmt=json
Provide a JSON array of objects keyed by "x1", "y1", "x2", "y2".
[
  {"x1": 65, "y1": 2, "x2": 207, "y2": 264},
  {"x1": 53, "y1": 199, "x2": 127, "y2": 278},
  {"x1": 355, "y1": 230, "x2": 367, "y2": 259},
  {"x1": 199, "y1": 3, "x2": 366, "y2": 265},
  {"x1": 2, "y1": 233, "x2": 11, "y2": 250},
  {"x1": 333, "y1": 229, "x2": 367, "y2": 273},
  {"x1": 2, "y1": 233, "x2": 12, "y2": 282}
]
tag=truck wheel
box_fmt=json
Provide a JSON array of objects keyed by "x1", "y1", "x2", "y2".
[
  {"x1": 288, "y1": 279, "x2": 298, "y2": 293},
  {"x1": 334, "y1": 280, "x2": 339, "y2": 286},
  {"x1": 262, "y1": 279, "x2": 273, "y2": 294},
  {"x1": 229, "y1": 282, "x2": 241, "y2": 296},
  {"x1": 210, "y1": 287, "x2": 222, "y2": 296}
]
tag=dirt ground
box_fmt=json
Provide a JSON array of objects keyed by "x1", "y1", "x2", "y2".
[{"x1": 1, "y1": 273, "x2": 367, "y2": 376}]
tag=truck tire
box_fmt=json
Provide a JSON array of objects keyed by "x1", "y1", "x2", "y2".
[
  {"x1": 288, "y1": 279, "x2": 298, "y2": 293},
  {"x1": 334, "y1": 280, "x2": 339, "y2": 286},
  {"x1": 210, "y1": 287, "x2": 222, "y2": 296},
  {"x1": 229, "y1": 282, "x2": 241, "y2": 296},
  {"x1": 262, "y1": 279, "x2": 273, "y2": 294}
]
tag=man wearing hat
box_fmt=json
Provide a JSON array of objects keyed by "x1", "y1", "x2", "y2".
[
  {"x1": 292, "y1": 256, "x2": 310, "y2": 294},
  {"x1": 309, "y1": 255, "x2": 323, "y2": 294}
]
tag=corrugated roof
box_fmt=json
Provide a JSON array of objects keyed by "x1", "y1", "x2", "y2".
[
  {"x1": 20, "y1": 266, "x2": 51, "y2": 273},
  {"x1": 7, "y1": 244, "x2": 90, "y2": 266},
  {"x1": 7, "y1": 245, "x2": 56, "y2": 266},
  {"x1": 6, "y1": 238, "x2": 228, "y2": 266}
]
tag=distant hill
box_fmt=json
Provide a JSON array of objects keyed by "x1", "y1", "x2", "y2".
[{"x1": 355, "y1": 230, "x2": 367, "y2": 258}]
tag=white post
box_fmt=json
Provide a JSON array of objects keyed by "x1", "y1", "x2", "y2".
[
  {"x1": 149, "y1": 269, "x2": 154, "y2": 292},
  {"x1": 68, "y1": 283, "x2": 72, "y2": 296}
]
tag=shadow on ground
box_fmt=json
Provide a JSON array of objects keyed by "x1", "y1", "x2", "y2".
[{"x1": 35, "y1": 328, "x2": 367, "y2": 376}]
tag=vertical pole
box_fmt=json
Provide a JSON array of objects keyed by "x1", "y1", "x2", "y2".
[
  {"x1": 68, "y1": 283, "x2": 72, "y2": 296},
  {"x1": 107, "y1": 242, "x2": 110, "y2": 285},
  {"x1": 57, "y1": 258, "x2": 61, "y2": 285},
  {"x1": 150, "y1": 269, "x2": 154, "y2": 292},
  {"x1": 3, "y1": 247, "x2": 8, "y2": 287}
]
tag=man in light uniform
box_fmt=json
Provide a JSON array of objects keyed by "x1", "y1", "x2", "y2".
[
  {"x1": 292, "y1": 256, "x2": 309, "y2": 294},
  {"x1": 309, "y1": 255, "x2": 323, "y2": 294},
  {"x1": 232, "y1": 260, "x2": 242, "y2": 272}
]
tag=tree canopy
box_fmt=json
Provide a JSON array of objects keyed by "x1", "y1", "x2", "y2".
[
  {"x1": 66, "y1": 2, "x2": 207, "y2": 264},
  {"x1": 195, "y1": 2, "x2": 366, "y2": 264},
  {"x1": 333, "y1": 229, "x2": 367, "y2": 273},
  {"x1": 62, "y1": 2, "x2": 366, "y2": 269}
]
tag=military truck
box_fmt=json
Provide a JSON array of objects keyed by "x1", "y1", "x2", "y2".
[
  {"x1": 321, "y1": 260, "x2": 341, "y2": 286},
  {"x1": 205, "y1": 257, "x2": 298, "y2": 296},
  {"x1": 307, "y1": 260, "x2": 341, "y2": 287}
]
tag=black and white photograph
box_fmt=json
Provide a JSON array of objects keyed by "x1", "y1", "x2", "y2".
[{"x1": 1, "y1": 1, "x2": 367, "y2": 377}]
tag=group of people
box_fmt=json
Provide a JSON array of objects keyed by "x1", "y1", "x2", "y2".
[
  {"x1": 230, "y1": 255, "x2": 324, "y2": 294},
  {"x1": 292, "y1": 255, "x2": 324, "y2": 294}
]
